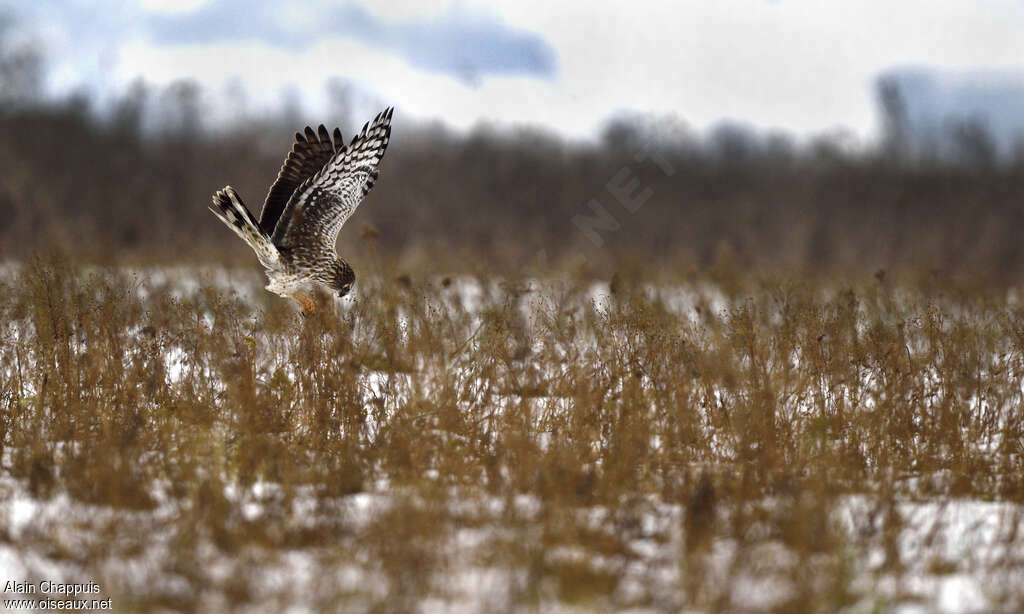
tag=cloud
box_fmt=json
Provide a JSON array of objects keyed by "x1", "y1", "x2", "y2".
[
  {"x1": 114, "y1": 36, "x2": 595, "y2": 138},
  {"x1": 143, "y1": 0, "x2": 557, "y2": 84},
  {"x1": 878, "y1": 66, "x2": 1024, "y2": 156},
  {"x1": 12, "y1": 0, "x2": 1024, "y2": 142},
  {"x1": 139, "y1": 0, "x2": 211, "y2": 14}
]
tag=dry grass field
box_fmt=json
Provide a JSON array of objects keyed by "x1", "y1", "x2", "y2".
[
  {"x1": 1, "y1": 252, "x2": 1022, "y2": 613},
  {"x1": 5, "y1": 9, "x2": 1024, "y2": 613}
]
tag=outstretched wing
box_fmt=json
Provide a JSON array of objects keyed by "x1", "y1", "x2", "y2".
[
  {"x1": 272, "y1": 107, "x2": 393, "y2": 250},
  {"x1": 259, "y1": 124, "x2": 345, "y2": 236}
]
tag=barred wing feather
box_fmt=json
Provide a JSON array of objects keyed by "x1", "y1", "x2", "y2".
[
  {"x1": 272, "y1": 107, "x2": 393, "y2": 249},
  {"x1": 259, "y1": 124, "x2": 345, "y2": 236}
]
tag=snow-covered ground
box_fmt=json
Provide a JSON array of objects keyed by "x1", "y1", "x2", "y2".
[
  {"x1": 1, "y1": 265, "x2": 1022, "y2": 612},
  {"x1": 1, "y1": 477, "x2": 1020, "y2": 612}
]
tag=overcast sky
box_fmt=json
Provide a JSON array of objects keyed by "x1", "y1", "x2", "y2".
[{"x1": 10, "y1": 0, "x2": 1024, "y2": 141}]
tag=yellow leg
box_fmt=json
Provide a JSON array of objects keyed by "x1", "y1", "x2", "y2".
[{"x1": 289, "y1": 292, "x2": 315, "y2": 316}]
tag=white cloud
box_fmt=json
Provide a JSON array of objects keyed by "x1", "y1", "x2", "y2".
[
  {"x1": 481, "y1": 0, "x2": 1024, "y2": 137},
  {"x1": 38, "y1": 0, "x2": 1024, "y2": 140},
  {"x1": 360, "y1": 0, "x2": 457, "y2": 21},
  {"x1": 139, "y1": 0, "x2": 210, "y2": 14},
  {"x1": 115, "y1": 35, "x2": 597, "y2": 137}
]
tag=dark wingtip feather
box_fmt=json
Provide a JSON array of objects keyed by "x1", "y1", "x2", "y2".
[
  {"x1": 317, "y1": 124, "x2": 330, "y2": 142},
  {"x1": 304, "y1": 126, "x2": 316, "y2": 141},
  {"x1": 333, "y1": 127, "x2": 344, "y2": 151}
]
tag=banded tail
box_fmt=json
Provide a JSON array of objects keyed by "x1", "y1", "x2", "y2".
[{"x1": 208, "y1": 186, "x2": 279, "y2": 268}]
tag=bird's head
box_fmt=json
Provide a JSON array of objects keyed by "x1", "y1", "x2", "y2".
[{"x1": 328, "y1": 258, "x2": 356, "y2": 298}]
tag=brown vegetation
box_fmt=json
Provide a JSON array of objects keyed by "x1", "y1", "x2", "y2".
[
  {"x1": 1, "y1": 254, "x2": 1022, "y2": 612},
  {"x1": 2, "y1": 22, "x2": 1023, "y2": 611}
]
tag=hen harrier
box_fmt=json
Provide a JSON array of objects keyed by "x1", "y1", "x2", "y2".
[{"x1": 209, "y1": 107, "x2": 393, "y2": 315}]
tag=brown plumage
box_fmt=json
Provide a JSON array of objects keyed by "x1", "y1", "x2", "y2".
[{"x1": 208, "y1": 107, "x2": 394, "y2": 315}]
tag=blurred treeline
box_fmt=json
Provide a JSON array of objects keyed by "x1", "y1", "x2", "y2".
[{"x1": 3, "y1": 19, "x2": 1024, "y2": 278}]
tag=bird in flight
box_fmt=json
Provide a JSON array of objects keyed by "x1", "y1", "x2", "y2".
[{"x1": 209, "y1": 108, "x2": 393, "y2": 315}]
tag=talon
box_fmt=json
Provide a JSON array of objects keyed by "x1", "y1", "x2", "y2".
[{"x1": 290, "y1": 293, "x2": 316, "y2": 316}]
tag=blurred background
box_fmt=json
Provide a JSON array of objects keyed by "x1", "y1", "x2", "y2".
[{"x1": 3, "y1": 0, "x2": 1024, "y2": 278}]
